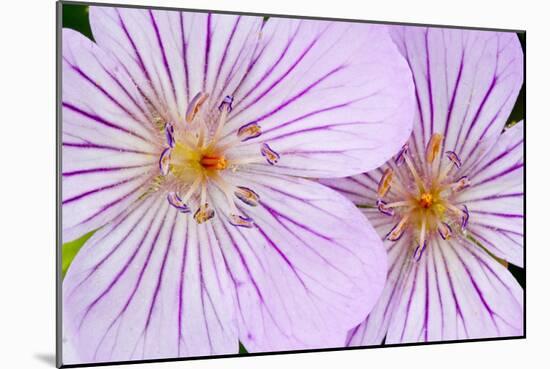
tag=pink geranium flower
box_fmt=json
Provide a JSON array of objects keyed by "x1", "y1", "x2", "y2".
[
  {"x1": 61, "y1": 7, "x2": 415, "y2": 363},
  {"x1": 323, "y1": 27, "x2": 524, "y2": 344}
]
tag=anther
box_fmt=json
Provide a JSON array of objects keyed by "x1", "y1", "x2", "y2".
[
  {"x1": 452, "y1": 176, "x2": 471, "y2": 192},
  {"x1": 235, "y1": 186, "x2": 260, "y2": 206},
  {"x1": 377, "y1": 199, "x2": 395, "y2": 217},
  {"x1": 238, "y1": 122, "x2": 262, "y2": 142},
  {"x1": 194, "y1": 203, "x2": 215, "y2": 224},
  {"x1": 159, "y1": 148, "x2": 171, "y2": 176},
  {"x1": 377, "y1": 168, "x2": 393, "y2": 198},
  {"x1": 218, "y1": 95, "x2": 234, "y2": 112},
  {"x1": 165, "y1": 122, "x2": 175, "y2": 148},
  {"x1": 260, "y1": 143, "x2": 280, "y2": 165},
  {"x1": 445, "y1": 151, "x2": 462, "y2": 169},
  {"x1": 386, "y1": 216, "x2": 409, "y2": 241},
  {"x1": 229, "y1": 214, "x2": 255, "y2": 228},
  {"x1": 426, "y1": 133, "x2": 444, "y2": 164},
  {"x1": 413, "y1": 240, "x2": 427, "y2": 261},
  {"x1": 461, "y1": 205, "x2": 469, "y2": 230},
  {"x1": 167, "y1": 192, "x2": 190, "y2": 213},
  {"x1": 185, "y1": 92, "x2": 209, "y2": 123},
  {"x1": 438, "y1": 222, "x2": 453, "y2": 240},
  {"x1": 395, "y1": 144, "x2": 409, "y2": 166}
]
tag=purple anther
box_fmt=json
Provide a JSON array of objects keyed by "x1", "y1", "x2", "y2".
[
  {"x1": 377, "y1": 199, "x2": 395, "y2": 217},
  {"x1": 229, "y1": 214, "x2": 255, "y2": 228},
  {"x1": 235, "y1": 186, "x2": 260, "y2": 207},
  {"x1": 218, "y1": 95, "x2": 234, "y2": 112},
  {"x1": 445, "y1": 150, "x2": 462, "y2": 169},
  {"x1": 237, "y1": 122, "x2": 262, "y2": 142},
  {"x1": 413, "y1": 240, "x2": 427, "y2": 261},
  {"x1": 385, "y1": 222, "x2": 405, "y2": 242},
  {"x1": 261, "y1": 143, "x2": 280, "y2": 165},
  {"x1": 438, "y1": 222, "x2": 453, "y2": 240},
  {"x1": 395, "y1": 143, "x2": 409, "y2": 166},
  {"x1": 159, "y1": 148, "x2": 171, "y2": 176},
  {"x1": 165, "y1": 122, "x2": 175, "y2": 148},
  {"x1": 167, "y1": 192, "x2": 190, "y2": 213},
  {"x1": 461, "y1": 205, "x2": 470, "y2": 230}
]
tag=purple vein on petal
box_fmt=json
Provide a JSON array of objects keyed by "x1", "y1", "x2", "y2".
[
  {"x1": 445, "y1": 242, "x2": 501, "y2": 334},
  {"x1": 177, "y1": 217, "x2": 190, "y2": 353},
  {"x1": 62, "y1": 102, "x2": 150, "y2": 143},
  {"x1": 66, "y1": 197, "x2": 158, "y2": 301},
  {"x1": 77, "y1": 176, "x2": 154, "y2": 227},
  {"x1": 63, "y1": 142, "x2": 153, "y2": 155},
  {"x1": 90, "y1": 52, "x2": 153, "y2": 129},
  {"x1": 136, "y1": 210, "x2": 179, "y2": 354},
  {"x1": 64, "y1": 57, "x2": 149, "y2": 130},
  {"x1": 203, "y1": 14, "x2": 212, "y2": 92},
  {"x1": 230, "y1": 22, "x2": 302, "y2": 114},
  {"x1": 73, "y1": 198, "x2": 165, "y2": 329},
  {"x1": 211, "y1": 16, "x2": 241, "y2": 95},
  {"x1": 436, "y1": 244, "x2": 469, "y2": 337},
  {"x1": 62, "y1": 173, "x2": 145, "y2": 205},
  {"x1": 179, "y1": 12, "x2": 191, "y2": 102},
  {"x1": 95, "y1": 204, "x2": 171, "y2": 361},
  {"x1": 149, "y1": 10, "x2": 177, "y2": 106},
  {"x1": 62, "y1": 164, "x2": 153, "y2": 177}
]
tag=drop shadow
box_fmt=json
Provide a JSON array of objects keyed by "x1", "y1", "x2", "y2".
[{"x1": 34, "y1": 353, "x2": 56, "y2": 366}]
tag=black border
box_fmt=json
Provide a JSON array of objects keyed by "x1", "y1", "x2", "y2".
[{"x1": 56, "y1": 1, "x2": 527, "y2": 368}]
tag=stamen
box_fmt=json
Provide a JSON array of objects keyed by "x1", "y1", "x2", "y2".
[
  {"x1": 210, "y1": 98, "x2": 231, "y2": 145},
  {"x1": 238, "y1": 122, "x2": 263, "y2": 142},
  {"x1": 159, "y1": 148, "x2": 171, "y2": 176},
  {"x1": 395, "y1": 144, "x2": 409, "y2": 166},
  {"x1": 438, "y1": 222, "x2": 453, "y2": 240},
  {"x1": 413, "y1": 240, "x2": 427, "y2": 261},
  {"x1": 376, "y1": 199, "x2": 395, "y2": 217},
  {"x1": 451, "y1": 176, "x2": 471, "y2": 192},
  {"x1": 229, "y1": 214, "x2": 255, "y2": 228},
  {"x1": 438, "y1": 150, "x2": 462, "y2": 182},
  {"x1": 386, "y1": 215, "x2": 409, "y2": 241},
  {"x1": 445, "y1": 151, "x2": 462, "y2": 169},
  {"x1": 260, "y1": 143, "x2": 280, "y2": 165},
  {"x1": 194, "y1": 203, "x2": 215, "y2": 224},
  {"x1": 167, "y1": 192, "x2": 190, "y2": 213},
  {"x1": 218, "y1": 95, "x2": 234, "y2": 112},
  {"x1": 377, "y1": 168, "x2": 393, "y2": 198},
  {"x1": 461, "y1": 205, "x2": 469, "y2": 230},
  {"x1": 185, "y1": 92, "x2": 209, "y2": 123},
  {"x1": 165, "y1": 122, "x2": 175, "y2": 148},
  {"x1": 235, "y1": 186, "x2": 260, "y2": 206},
  {"x1": 181, "y1": 176, "x2": 202, "y2": 204},
  {"x1": 403, "y1": 153, "x2": 424, "y2": 191},
  {"x1": 426, "y1": 133, "x2": 443, "y2": 164}
]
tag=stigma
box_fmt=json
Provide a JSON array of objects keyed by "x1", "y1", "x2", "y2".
[
  {"x1": 150, "y1": 92, "x2": 281, "y2": 226},
  {"x1": 376, "y1": 133, "x2": 471, "y2": 261}
]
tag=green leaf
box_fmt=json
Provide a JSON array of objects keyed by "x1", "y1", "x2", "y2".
[
  {"x1": 238, "y1": 342, "x2": 248, "y2": 354},
  {"x1": 62, "y1": 230, "x2": 95, "y2": 279},
  {"x1": 62, "y1": 4, "x2": 94, "y2": 41}
]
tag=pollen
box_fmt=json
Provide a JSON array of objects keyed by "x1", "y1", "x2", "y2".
[{"x1": 419, "y1": 193, "x2": 433, "y2": 209}]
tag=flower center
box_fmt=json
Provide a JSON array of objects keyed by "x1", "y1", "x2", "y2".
[
  {"x1": 149, "y1": 92, "x2": 280, "y2": 227},
  {"x1": 376, "y1": 133, "x2": 470, "y2": 260},
  {"x1": 418, "y1": 192, "x2": 433, "y2": 209}
]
